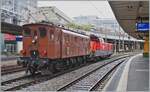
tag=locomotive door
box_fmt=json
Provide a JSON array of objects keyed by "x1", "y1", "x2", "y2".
[
  {"x1": 38, "y1": 27, "x2": 48, "y2": 58},
  {"x1": 54, "y1": 28, "x2": 61, "y2": 59},
  {"x1": 47, "y1": 27, "x2": 61, "y2": 59}
]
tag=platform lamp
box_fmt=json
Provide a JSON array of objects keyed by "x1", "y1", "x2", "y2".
[
  {"x1": 105, "y1": 27, "x2": 107, "y2": 42},
  {"x1": 113, "y1": 22, "x2": 117, "y2": 54},
  {"x1": 128, "y1": 36, "x2": 131, "y2": 52},
  {"x1": 118, "y1": 26, "x2": 121, "y2": 53},
  {"x1": 122, "y1": 32, "x2": 125, "y2": 53}
]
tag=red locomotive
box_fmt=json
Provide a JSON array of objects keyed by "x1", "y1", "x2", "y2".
[{"x1": 17, "y1": 23, "x2": 113, "y2": 74}]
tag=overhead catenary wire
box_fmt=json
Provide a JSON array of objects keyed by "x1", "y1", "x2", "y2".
[{"x1": 88, "y1": 0, "x2": 106, "y2": 18}]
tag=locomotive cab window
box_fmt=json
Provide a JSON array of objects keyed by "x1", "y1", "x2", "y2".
[
  {"x1": 23, "y1": 27, "x2": 31, "y2": 36},
  {"x1": 39, "y1": 27, "x2": 47, "y2": 38}
]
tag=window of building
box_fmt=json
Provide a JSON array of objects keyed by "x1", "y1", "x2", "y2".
[{"x1": 39, "y1": 27, "x2": 47, "y2": 38}]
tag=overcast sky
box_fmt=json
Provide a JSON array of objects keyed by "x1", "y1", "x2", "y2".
[{"x1": 38, "y1": 1, "x2": 116, "y2": 20}]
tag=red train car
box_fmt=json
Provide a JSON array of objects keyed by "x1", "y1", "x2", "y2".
[{"x1": 90, "y1": 35, "x2": 113, "y2": 58}]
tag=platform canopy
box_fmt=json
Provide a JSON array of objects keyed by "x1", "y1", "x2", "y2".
[
  {"x1": 1, "y1": 22, "x2": 22, "y2": 35},
  {"x1": 109, "y1": 1, "x2": 149, "y2": 39}
]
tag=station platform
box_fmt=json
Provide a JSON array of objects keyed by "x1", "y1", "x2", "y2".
[
  {"x1": 1, "y1": 55, "x2": 18, "y2": 61},
  {"x1": 103, "y1": 53, "x2": 149, "y2": 91}
]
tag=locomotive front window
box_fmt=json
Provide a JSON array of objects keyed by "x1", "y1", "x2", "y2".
[
  {"x1": 39, "y1": 27, "x2": 47, "y2": 38},
  {"x1": 23, "y1": 27, "x2": 31, "y2": 36}
]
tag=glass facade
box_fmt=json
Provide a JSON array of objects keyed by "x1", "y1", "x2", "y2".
[
  {"x1": 74, "y1": 16, "x2": 129, "y2": 37},
  {"x1": 1, "y1": 0, "x2": 37, "y2": 54},
  {"x1": 1, "y1": 0, "x2": 37, "y2": 25}
]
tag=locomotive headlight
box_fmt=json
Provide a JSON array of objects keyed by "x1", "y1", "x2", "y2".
[
  {"x1": 42, "y1": 50, "x2": 47, "y2": 56},
  {"x1": 32, "y1": 39, "x2": 36, "y2": 44},
  {"x1": 43, "y1": 50, "x2": 47, "y2": 55},
  {"x1": 35, "y1": 36, "x2": 38, "y2": 40},
  {"x1": 20, "y1": 50, "x2": 26, "y2": 55}
]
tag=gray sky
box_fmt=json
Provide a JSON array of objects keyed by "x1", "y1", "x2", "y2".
[{"x1": 38, "y1": 1, "x2": 116, "y2": 20}]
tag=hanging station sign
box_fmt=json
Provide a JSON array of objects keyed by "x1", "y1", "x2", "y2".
[
  {"x1": 16, "y1": 35, "x2": 23, "y2": 41},
  {"x1": 136, "y1": 22, "x2": 149, "y2": 32}
]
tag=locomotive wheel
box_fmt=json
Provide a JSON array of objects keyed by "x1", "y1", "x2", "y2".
[
  {"x1": 81, "y1": 57, "x2": 84, "y2": 64},
  {"x1": 78, "y1": 57, "x2": 82, "y2": 65},
  {"x1": 49, "y1": 62, "x2": 57, "y2": 73},
  {"x1": 55, "y1": 61, "x2": 64, "y2": 72},
  {"x1": 64, "y1": 60, "x2": 69, "y2": 70},
  {"x1": 26, "y1": 62, "x2": 36, "y2": 75},
  {"x1": 75, "y1": 58, "x2": 79, "y2": 66},
  {"x1": 79, "y1": 58, "x2": 81, "y2": 65},
  {"x1": 71, "y1": 58, "x2": 76, "y2": 67},
  {"x1": 29, "y1": 67, "x2": 36, "y2": 75},
  {"x1": 23, "y1": 61, "x2": 28, "y2": 67},
  {"x1": 83, "y1": 56, "x2": 87, "y2": 64},
  {"x1": 70, "y1": 58, "x2": 74, "y2": 68},
  {"x1": 68, "y1": 59, "x2": 72, "y2": 69},
  {"x1": 82, "y1": 56, "x2": 86, "y2": 64}
]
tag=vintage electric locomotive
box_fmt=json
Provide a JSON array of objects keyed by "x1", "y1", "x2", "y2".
[{"x1": 17, "y1": 23, "x2": 113, "y2": 74}]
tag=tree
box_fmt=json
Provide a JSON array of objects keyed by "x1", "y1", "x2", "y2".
[{"x1": 65, "y1": 22, "x2": 94, "y2": 31}]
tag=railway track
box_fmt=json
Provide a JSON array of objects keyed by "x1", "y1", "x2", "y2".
[
  {"x1": 0, "y1": 52, "x2": 131, "y2": 76},
  {"x1": 1, "y1": 73, "x2": 41, "y2": 91},
  {"x1": 57, "y1": 57, "x2": 129, "y2": 91},
  {"x1": 1, "y1": 65, "x2": 26, "y2": 75},
  {"x1": 1, "y1": 62, "x2": 93, "y2": 91},
  {"x1": 1, "y1": 55, "x2": 130, "y2": 91}
]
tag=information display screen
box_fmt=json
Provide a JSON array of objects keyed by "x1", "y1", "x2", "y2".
[
  {"x1": 16, "y1": 36, "x2": 23, "y2": 41},
  {"x1": 136, "y1": 22, "x2": 149, "y2": 32}
]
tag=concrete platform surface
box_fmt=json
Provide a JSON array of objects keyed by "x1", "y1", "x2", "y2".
[
  {"x1": 1, "y1": 60, "x2": 17, "y2": 66},
  {"x1": 1, "y1": 55, "x2": 18, "y2": 61},
  {"x1": 103, "y1": 53, "x2": 149, "y2": 91}
]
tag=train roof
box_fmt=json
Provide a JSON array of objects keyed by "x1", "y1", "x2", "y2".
[
  {"x1": 62, "y1": 29, "x2": 89, "y2": 39},
  {"x1": 23, "y1": 22, "x2": 55, "y2": 27},
  {"x1": 23, "y1": 23, "x2": 90, "y2": 38}
]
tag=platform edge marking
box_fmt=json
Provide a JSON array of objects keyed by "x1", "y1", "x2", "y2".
[{"x1": 116, "y1": 54, "x2": 142, "y2": 91}]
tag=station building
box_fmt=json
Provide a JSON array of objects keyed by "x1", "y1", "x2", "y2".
[
  {"x1": 1, "y1": 0, "x2": 37, "y2": 54},
  {"x1": 1, "y1": 3, "x2": 73, "y2": 54},
  {"x1": 35, "y1": 6, "x2": 73, "y2": 24}
]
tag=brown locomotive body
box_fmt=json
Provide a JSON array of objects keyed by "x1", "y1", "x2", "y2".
[
  {"x1": 61, "y1": 29, "x2": 90, "y2": 58},
  {"x1": 18, "y1": 23, "x2": 91, "y2": 74},
  {"x1": 18, "y1": 23, "x2": 113, "y2": 75},
  {"x1": 23, "y1": 24, "x2": 61, "y2": 59},
  {"x1": 21, "y1": 23, "x2": 90, "y2": 59}
]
